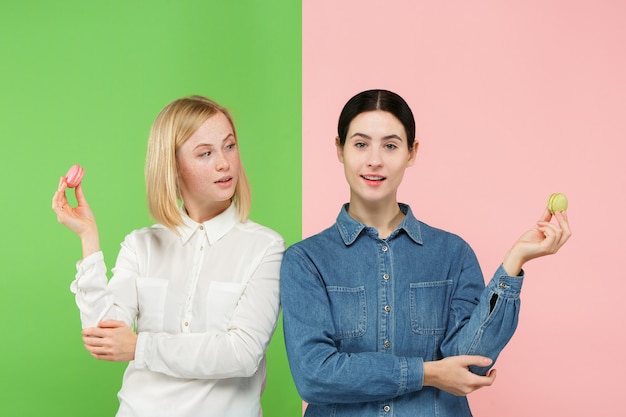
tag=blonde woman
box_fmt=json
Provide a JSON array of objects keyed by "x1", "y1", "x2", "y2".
[{"x1": 52, "y1": 95, "x2": 284, "y2": 417}]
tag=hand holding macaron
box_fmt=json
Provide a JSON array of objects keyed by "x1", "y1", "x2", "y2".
[
  {"x1": 501, "y1": 194, "x2": 572, "y2": 276},
  {"x1": 52, "y1": 164, "x2": 100, "y2": 257}
]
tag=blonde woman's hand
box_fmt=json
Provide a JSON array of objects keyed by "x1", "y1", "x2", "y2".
[
  {"x1": 82, "y1": 320, "x2": 137, "y2": 362},
  {"x1": 52, "y1": 177, "x2": 100, "y2": 257}
]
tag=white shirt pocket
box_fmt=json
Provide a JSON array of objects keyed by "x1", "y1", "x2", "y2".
[
  {"x1": 205, "y1": 281, "x2": 246, "y2": 331},
  {"x1": 136, "y1": 277, "x2": 168, "y2": 332}
]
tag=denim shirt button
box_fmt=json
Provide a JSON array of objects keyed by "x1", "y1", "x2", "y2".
[
  {"x1": 499, "y1": 282, "x2": 508, "y2": 289},
  {"x1": 384, "y1": 340, "x2": 391, "y2": 348},
  {"x1": 383, "y1": 405, "x2": 391, "y2": 412},
  {"x1": 383, "y1": 273, "x2": 389, "y2": 280},
  {"x1": 381, "y1": 245, "x2": 388, "y2": 252},
  {"x1": 384, "y1": 305, "x2": 391, "y2": 312}
]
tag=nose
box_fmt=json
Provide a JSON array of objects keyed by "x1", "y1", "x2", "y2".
[
  {"x1": 367, "y1": 147, "x2": 382, "y2": 167},
  {"x1": 215, "y1": 151, "x2": 230, "y2": 171}
]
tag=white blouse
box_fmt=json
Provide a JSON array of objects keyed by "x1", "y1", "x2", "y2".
[{"x1": 71, "y1": 203, "x2": 284, "y2": 417}]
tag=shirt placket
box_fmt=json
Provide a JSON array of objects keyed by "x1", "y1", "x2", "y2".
[
  {"x1": 181, "y1": 226, "x2": 207, "y2": 333},
  {"x1": 378, "y1": 241, "x2": 392, "y2": 352},
  {"x1": 378, "y1": 240, "x2": 394, "y2": 416}
]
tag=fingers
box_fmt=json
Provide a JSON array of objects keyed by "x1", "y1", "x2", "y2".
[
  {"x1": 75, "y1": 182, "x2": 89, "y2": 207},
  {"x1": 462, "y1": 355, "x2": 493, "y2": 368},
  {"x1": 97, "y1": 320, "x2": 128, "y2": 329},
  {"x1": 536, "y1": 210, "x2": 571, "y2": 253},
  {"x1": 52, "y1": 177, "x2": 69, "y2": 212},
  {"x1": 81, "y1": 322, "x2": 136, "y2": 362},
  {"x1": 81, "y1": 326, "x2": 117, "y2": 360},
  {"x1": 553, "y1": 211, "x2": 572, "y2": 245}
]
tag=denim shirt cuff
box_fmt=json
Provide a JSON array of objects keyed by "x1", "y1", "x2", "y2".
[
  {"x1": 491, "y1": 264, "x2": 524, "y2": 296},
  {"x1": 405, "y1": 357, "x2": 425, "y2": 392}
]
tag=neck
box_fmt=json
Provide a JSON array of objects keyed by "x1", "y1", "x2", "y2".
[
  {"x1": 348, "y1": 199, "x2": 404, "y2": 240},
  {"x1": 184, "y1": 200, "x2": 231, "y2": 223}
]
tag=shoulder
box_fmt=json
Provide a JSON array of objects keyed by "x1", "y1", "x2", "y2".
[
  {"x1": 284, "y1": 224, "x2": 338, "y2": 258},
  {"x1": 126, "y1": 223, "x2": 169, "y2": 238},
  {"x1": 121, "y1": 223, "x2": 173, "y2": 247},
  {"x1": 233, "y1": 219, "x2": 285, "y2": 247},
  {"x1": 419, "y1": 220, "x2": 465, "y2": 241},
  {"x1": 413, "y1": 219, "x2": 473, "y2": 255}
]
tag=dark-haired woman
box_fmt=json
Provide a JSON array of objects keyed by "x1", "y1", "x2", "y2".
[{"x1": 280, "y1": 89, "x2": 570, "y2": 416}]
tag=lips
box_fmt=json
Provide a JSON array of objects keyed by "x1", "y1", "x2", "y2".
[
  {"x1": 361, "y1": 175, "x2": 386, "y2": 181},
  {"x1": 214, "y1": 176, "x2": 233, "y2": 185}
]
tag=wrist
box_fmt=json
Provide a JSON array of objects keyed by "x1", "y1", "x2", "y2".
[
  {"x1": 502, "y1": 249, "x2": 524, "y2": 277},
  {"x1": 422, "y1": 360, "x2": 439, "y2": 388},
  {"x1": 80, "y1": 227, "x2": 101, "y2": 258}
]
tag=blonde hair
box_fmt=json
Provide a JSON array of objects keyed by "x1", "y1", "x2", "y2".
[{"x1": 145, "y1": 95, "x2": 251, "y2": 231}]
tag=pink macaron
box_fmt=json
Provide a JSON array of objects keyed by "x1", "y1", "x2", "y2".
[{"x1": 65, "y1": 164, "x2": 85, "y2": 188}]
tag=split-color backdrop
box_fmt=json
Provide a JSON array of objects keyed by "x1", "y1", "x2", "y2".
[
  {"x1": 1, "y1": 2, "x2": 300, "y2": 416},
  {"x1": 2, "y1": 1, "x2": 626, "y2": 417}
]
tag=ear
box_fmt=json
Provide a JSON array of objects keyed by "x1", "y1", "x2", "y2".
[
  {"x1": 407, "y1": 140, "x2": 419, "y2": 167},
  {"x1": 335, "y1": 136, "x2": 344, "y2": 163}
]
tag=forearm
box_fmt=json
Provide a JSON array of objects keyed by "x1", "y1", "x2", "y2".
[
  {"x1": 72, "y1": 249, "x2": 137, "y2": 329},
  {"x1": 79, "y1": 225, "x2": 101, "y2": 259},
  {"x1": 287, "y1": 345, "x2": 424, "y2": 405},
  {"x1": 134, "y1": 328, "x2": 272, "y2": 379},
  {"x1": 440, "y1": 265, "x2": 523, "y2": 375}
]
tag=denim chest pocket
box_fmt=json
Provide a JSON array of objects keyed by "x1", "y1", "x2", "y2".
[
  {"x1": 326, "y1": 286, "x2": 366, "y2": 339},
  {"x1": 410, "y1": 280, "x2": 452, "y2": 335}
]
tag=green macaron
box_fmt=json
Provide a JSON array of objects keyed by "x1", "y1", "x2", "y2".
[{"x1": 547, "y1": 193, "x2": 568, "y2": 214}]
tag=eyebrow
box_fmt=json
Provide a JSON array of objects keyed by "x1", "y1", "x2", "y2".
[
  {"x1": 349, "y1": 132, "x2": 404, "y2": 141},
  {"x1": 193, "y1": 133, "x2": 236, "y2": 150}
]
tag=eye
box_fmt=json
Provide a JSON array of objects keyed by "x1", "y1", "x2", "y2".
[
  {"x1": 355, "y1": 142, "x2": 367, "y2": 148},
  {"x1": 200, "y1": 151, "x2": 211, "y2": 157},
  {"x1": 385, "y1": 143, "x2": 398, "y2": 150},
  {"x1": 225, "y1": 142, "x2": 237, "y2": 151}
]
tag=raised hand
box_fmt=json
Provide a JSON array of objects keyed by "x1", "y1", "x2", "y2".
[
  {"x1": 51, "y1": 177, "x2": 100, "y2": 258},
  {"x1": 502, "y1": 208, "x2": 572, "y2": 276}
]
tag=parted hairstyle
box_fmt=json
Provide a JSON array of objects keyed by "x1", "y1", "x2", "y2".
[
  {"x1": 145, "y1": 95, "x2": 251, "y2": 231},
  {"x1": 337, "y1": 89, "x2": 416, "y2": 150}
]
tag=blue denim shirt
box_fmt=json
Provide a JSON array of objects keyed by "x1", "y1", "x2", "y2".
[{"x1": 280, "y1": 204, "x2": 524, "y2": 417}]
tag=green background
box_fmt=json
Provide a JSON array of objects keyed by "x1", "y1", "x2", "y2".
[{"x1": 0, "y1": 1, "x2": 301, "y2": 415}]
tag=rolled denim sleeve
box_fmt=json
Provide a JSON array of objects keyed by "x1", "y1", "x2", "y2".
[
  {"x1": 280, "y1": 246, "x2": 424, "y2": 405},
  {"x1": 440, "y1": 245, "x2": 524, "y2": 375}
]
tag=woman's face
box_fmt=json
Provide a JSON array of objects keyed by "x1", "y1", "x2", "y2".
[
  {"x1": 337, "y1": 110, "x2": 417, "y2": 207},
  {"x1": 176, "y1": 111, "x2": 240, "y2": 222}
]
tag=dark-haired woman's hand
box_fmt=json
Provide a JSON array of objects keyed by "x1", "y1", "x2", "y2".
[{"x1": 502, "y1": 209, "x2": 572, "y2": 276}]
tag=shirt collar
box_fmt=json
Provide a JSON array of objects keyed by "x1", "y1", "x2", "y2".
[
  {"x1": 176, "y1": 203, "x2": 239, "y2": 245},
  {"x1": 336, "y1": 203, "x2": 423, "y2": 246}
]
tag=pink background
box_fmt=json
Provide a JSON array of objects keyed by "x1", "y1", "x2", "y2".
[{"x1": 303, "y1": 1, "x2": 625, "y2": 416}]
